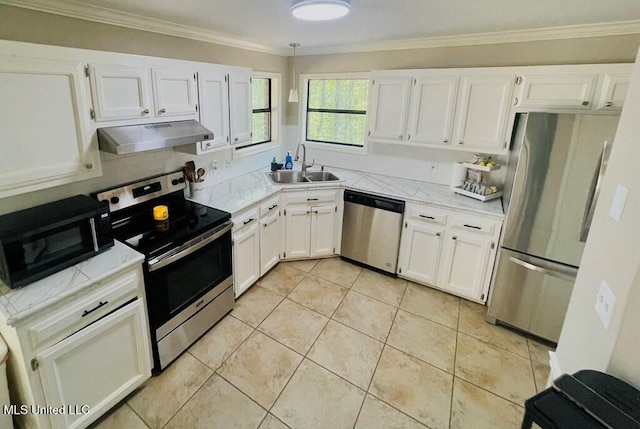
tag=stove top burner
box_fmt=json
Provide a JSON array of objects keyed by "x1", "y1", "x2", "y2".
[
  {"x1": 111, "y1": 195, "x2": 230, "y2": 257},
  {"x1": 94, "y1": 171, "x2": 230, "y2": 258}
]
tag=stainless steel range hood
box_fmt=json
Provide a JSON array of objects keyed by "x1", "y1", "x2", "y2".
[{"x1": 97, "y1": 120, "x2": 213, "y2": 155}]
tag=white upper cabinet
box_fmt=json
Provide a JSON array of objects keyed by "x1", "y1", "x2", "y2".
[
  {"x1": 514, "y1": 73, "x2": 597, "y2": 109},
  {"x1": 407, "y1": 76, "x2": 459, "y2": 146},
  {"x1": 367, "y1": 75, "x2": 413, "y2": 142},
  {"x1": 151, "y1": 68, "x2": 198, "y2": 117},
  {"x1": 197, "y1": 71, "x2": 230, "y2": 151},
  {"x1": 596, "y1": 72, "x2": 631, "y2": 111},
  {"x1": 88, "y1": 64, "x2": 152, "y2": 121},
  {"x1": 229, "y1": 71, "x2": 253, "y2": 146},
  {"x1": 452, "y1": 75, "x2": 514, "y2": 152},
  {"x1": 0, "y1": 56, "x2": 100, "y2": 198}
]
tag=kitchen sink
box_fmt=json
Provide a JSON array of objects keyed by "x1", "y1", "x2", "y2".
[{"x1": 267, "y1": 170, "x2": 340, "y2": 184}]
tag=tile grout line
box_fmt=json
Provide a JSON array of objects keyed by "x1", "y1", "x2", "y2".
[{"x1": 449, "y1": 298, "x2": 462, "y2": 429}]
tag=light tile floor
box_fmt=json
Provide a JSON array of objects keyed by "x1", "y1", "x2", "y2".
[{"x1": 92, "y1": 257, "x2": 554, "y2": 429}]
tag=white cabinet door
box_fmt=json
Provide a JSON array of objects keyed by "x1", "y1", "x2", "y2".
[
  {"x1": 407, "y1": 76, "x2": 458, "y2": 146},
  {"x1": 260, "y1": 211, "x2": 281, "y2": 276},
  {"x1": 198, "y1": 71, "x2": 230, "y2": 151},
  {"x1": 452, "y1": 75, "x2": 514, "y2": 152},
  {"x1": 89, "y1": 64, "x2": 152, "y2": 121},
  {"x1": 367, "y1": 76, "x2": 412, "y2": 142},
  {"x1": 284, "y1": 206, "x2": 311, "y2": 259},
  {"x1": 36, "y1": 300, "x2": 151, "y2": 429},
  {"x1": 438, "y1": 231, "x2": 492, "y2": 301},
  {"x1": 0, "y1": 57, "x2": 100, "y2": 198},
  {"x1": 229, "y1": 71, "x2": 252, "y2": 146},
  {"x1": 515, "y1": 74, "x2": 597, "y2": 109},
  {"x1": 596, "y1": 73, "x2": 630, "y2": 111},
  {"x1": 310, "y1": 205, "x2": 336, "y2": 258},
  {"x1": 397, "y1": 219, "x2": 444, "y2": 285},
  {"x1": 233, "y1": 220, "x2": 260, "y2": 298},
  {"x1": 152, "y1": 68, "x2": 198, "y2": 117}
]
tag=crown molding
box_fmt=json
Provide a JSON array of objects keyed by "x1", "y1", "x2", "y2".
[
  {"x1": 2, "y1": 0, "x2": 639, "y2": 57},
  {"x1": 0, "y1": 0, "x2": 290, "y2": 55},
  {"x1": 298, "y1": 20, "x2": 640, "y2": 55}
]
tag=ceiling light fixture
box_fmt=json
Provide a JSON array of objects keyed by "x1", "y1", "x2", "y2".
[
  {"x1": 288, "y1": 42, "x2": 300, "y2": 103},
  {"x1": 291, "y1": 0, "x2": 351, "y2": 21}
]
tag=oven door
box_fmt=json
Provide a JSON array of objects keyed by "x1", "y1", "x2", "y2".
[{"x1": 145, "y1": 221, "x2": 233, "y2": 337}]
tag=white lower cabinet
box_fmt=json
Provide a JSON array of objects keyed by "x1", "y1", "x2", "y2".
[
  {"x1": 438, "y1": 230, "x2": 494, "y2": 301},
  {"x1": 397, "y1": 203, "x2": 501, "y2": 303},
  {"x1": 37, "y1": 300, "x2": 150, "y2": 429},
  {"x1": 283, "y1": 190, "x2": 341, "y2": 260},
  {"x1": 232, "y1": 195, "x2": 282, "y2": 298},
  {"x1": 397, "y1": 219, "x2": 444, "y2": 285},
  {"x1": 232, "y1": 207, "x2": 260, "y2": 298},
  {"x1": 0, "y1": 263, "x2": 152, "y2": 429},
  {"x1": 259, "y1": 197, "x2": 281, "y2": 275}
]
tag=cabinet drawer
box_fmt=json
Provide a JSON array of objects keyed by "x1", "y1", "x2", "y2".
[
  {"x1": 405, "y1": 203, "x2": 448, "y2": 225},
  {"x1": 260, "y1": 196, "x2": 281, "y2": 218},
  {"x1": 28, "y1": 268, "x2": 142, "y2": 350},
  {"x1": 232, "y1": 206, "x2": 259, "y2": 230},
  {"x1": 285, "y1": 190, "x2": 337, "y2": 205},
  {"x1": 448, "y1": 214, "x2": 501, "y2": 236}
]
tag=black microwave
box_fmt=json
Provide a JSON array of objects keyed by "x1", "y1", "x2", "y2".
[{"x1": 0, "y1": 195, "x2": 114, "y2": 289}]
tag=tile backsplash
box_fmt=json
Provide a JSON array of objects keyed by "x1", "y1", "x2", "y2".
[{"x1": 0, "y1": 144, "x2": 277, "y2": 216}]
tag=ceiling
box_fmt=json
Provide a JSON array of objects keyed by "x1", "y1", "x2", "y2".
[{"x1": 3, "y1": 0, "x2": 640, "y2": 55}]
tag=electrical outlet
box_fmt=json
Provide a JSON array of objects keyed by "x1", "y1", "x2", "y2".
[
  {"x1": 595, "y1": 280, "x2": 616, "y2": 329},
  {"x1": 430, "y1": 162, "x2": 438, "y2": 174},
  {"x1": 210, "y1": 160, "x2": 218, "y2": 171}
]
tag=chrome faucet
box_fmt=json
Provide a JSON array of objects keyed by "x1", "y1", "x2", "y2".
[{"x1": 294, "y1": 142, "x2": 314, "y2": 173}]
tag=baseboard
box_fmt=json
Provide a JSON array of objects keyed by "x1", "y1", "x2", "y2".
[{"x1": 547, "y1": 351, "x2": 563, "y2": 387}]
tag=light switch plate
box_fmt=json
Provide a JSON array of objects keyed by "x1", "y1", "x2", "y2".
[
  {"x1": 595, "y1": 280, "x2": 616, "y2": 329},
  {"x1": 609, "y1": 184, "x2": 628, "y2": 222}
]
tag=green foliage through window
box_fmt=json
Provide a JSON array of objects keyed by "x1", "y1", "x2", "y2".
[
  {"x1": 251, "y1": 77, "x2": 271, "y2": 145},
  {"x1": 305, "y1": 78, "x2": 368, "y2": 147}
]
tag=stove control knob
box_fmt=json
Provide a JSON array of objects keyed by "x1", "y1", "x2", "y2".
[
  {"x1": 178, "y1": 177, "x2": 185, "y2": 183},
  {"x1": 110, "y1": 196, "x2": 120, "y2": 204},
  {"x1": 172, "y1": 179, "x2": 179, "y2": 185}
]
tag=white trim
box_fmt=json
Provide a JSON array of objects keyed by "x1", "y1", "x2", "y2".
[
  {"x1": 2, "y1": 1, "x2": 639, "y2": 56},
  {"x1": 299, "y1": 72, "x2": 370, "y2": 155},
  {"x1": 549, "y1": 351, "x2": 563, "y2": 379},
  {"x1": 0, "y1": 0, "x2": 289, "y2": 55},
  {"x1": 298, "y1": 20, "x2": 640, "y2": 55},
  {"x1": 234, "y1": 71, "x2": 282, "y2": 159}
]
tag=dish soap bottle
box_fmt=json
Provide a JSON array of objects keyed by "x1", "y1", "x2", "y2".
[{"x1": 285, "y1": 151, "x2": 293, "y2": 170}]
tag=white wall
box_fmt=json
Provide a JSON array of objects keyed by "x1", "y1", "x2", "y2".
[{"x1": 554, "y1": 46, "x2": 640, "y2": 388}]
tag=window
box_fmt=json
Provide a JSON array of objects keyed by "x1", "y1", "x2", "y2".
[
  {"x1": 251, "y1": 77, "x2": 271, "y2": 144},
  {"x1": 235, "y1": 73, "x2": 279, "y2": 157},
  {"x1": 304, "y1": 76, "x2": 369, "y2": 147}
]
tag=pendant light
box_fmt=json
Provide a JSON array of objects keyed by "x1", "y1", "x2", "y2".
[
  {"x1": 291, "y1": 0, "x2": 351, "y2": 21},
  {"x1": 288, "y1": 43, "x2": 300, "y2": 103}
]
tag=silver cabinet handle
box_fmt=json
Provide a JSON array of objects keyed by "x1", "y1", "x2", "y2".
[
  {"x1": 509, "y1": 257, "x2": 577, "y2": 282},
  {"x1": 89, "y1": 218, "x2": 99, "y2": 252},
  {"x1": 159, "y1": 108, "x2": 166, "y2": 113},
  {"x1": 513, "y1": 97, "x2": 519, "y2": 106},
  {"x1": 142, "y1": 108, "x2": 149, "y2": 114}
]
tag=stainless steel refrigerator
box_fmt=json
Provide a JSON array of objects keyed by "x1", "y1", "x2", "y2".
[{"x1": 486, "y1": 112, "x2": 619, "y2": 343}]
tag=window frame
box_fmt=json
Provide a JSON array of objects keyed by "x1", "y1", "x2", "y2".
[
  {"x1": 234, "y1": 72, "x2": 280, "y2": 158},
  {"x1": 299, "y1": 72, "x2": 371, "y2": 155}
]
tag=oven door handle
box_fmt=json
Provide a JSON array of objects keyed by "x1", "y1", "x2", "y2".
[{"x1": 148, "y1": 221, "x2": 232, "y2": 272}]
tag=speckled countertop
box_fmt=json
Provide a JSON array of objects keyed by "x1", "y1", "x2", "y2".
[
  {"x1": 0, "y1": 241, "x2": 144, "y2": 326},
  {"x1": 189, "y1": 166, "x2": 505, "y2": 218}
]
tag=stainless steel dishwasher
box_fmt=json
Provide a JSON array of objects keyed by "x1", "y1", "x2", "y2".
[{"x1": 341, "y1": 190, "x2": 405, "y2": 274}]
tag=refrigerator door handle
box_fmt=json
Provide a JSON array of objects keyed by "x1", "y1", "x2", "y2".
[
  {"x1": 508, "y1": 256, "x2": 577, "y2": 282},
  {"x1": 580, "y1": 140, "x2": 611, "y2": 242}
]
